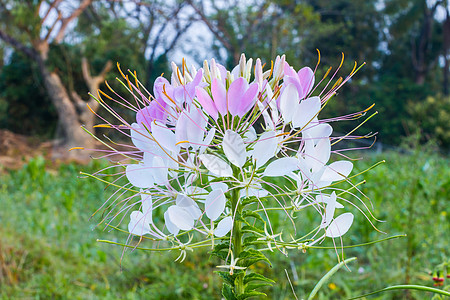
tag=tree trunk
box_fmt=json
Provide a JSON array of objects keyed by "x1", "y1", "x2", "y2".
[{"x1": 37, "y1": 57, "x2": 93, "y2": 153}]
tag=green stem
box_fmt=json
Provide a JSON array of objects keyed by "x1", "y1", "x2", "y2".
[{"x1": 231, "y1": 184, "x2": 245, "y2": 296}]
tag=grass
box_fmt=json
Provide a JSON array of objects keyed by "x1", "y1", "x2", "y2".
[{"x1": 0, "y1": 146, "x2": 449, "y2": 299}]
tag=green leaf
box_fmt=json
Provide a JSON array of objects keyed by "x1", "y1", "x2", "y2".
[
  {"x1": 241, "y1": 197, "x2": 259, "y2": 207},
  {"x1": 308, "y1": 257, "x2": 357, "y2": 300},
  {"x1": 245, "y1": 282, "x2": 273, "y2": 291},
  {"x1": 243, "y1": 272, "x2": 275, "y2": 285},
  {"x1": 236, "y1": 291, "x2": 267, "y2": 300},
  {"x1": 238, "y1": 249, "x2": 271, "y2": 268},
  {"x1": 241, "y1": 225, "x2": 264, "y2": 234},
  {"x1": 243, "y1": 236, "x2": 258, "y2": 246},
  {"x1": 216, "y1": 271, "x2": 235, "y2": 287},
  {"x1": 211, "y1": 242, "x2": 231, "y2": 260},
  {"x1": 242, "y1": 211, "x2": 265, "y2": 222},
  {"x1": 222, "y1": 283, "x2": 237, "y2": 300}
]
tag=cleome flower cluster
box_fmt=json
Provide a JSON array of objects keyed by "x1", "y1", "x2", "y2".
[{"x1": 86, "y1": 53, "x2": 377, "y2": 271}]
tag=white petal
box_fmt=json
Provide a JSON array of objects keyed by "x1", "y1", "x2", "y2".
[
  {"x1": 141, "y1": 193, "x2": 153, "y2": 224},
  {"x1": 128, "y1": 211, "x2": 151, "y2": 236},
  {"x1": 214, "y1": 216, "x2": 233, "y2": 237},
  {"x1": 205, "y1": 190, "x2": 226, "y2": 221},
  {"x1": 167, "y1": 205, "x2": 194, "y2": 230},
  {"x1": 306, "y1": 137, "x2": 331, "y2": 173},
  {"x1": 199, "y1": 128, "x2": 216, "y2": 154},
  {"x1": 320, "y1": 161, "x2": 353, "y2": 182},
  {"x1": 223, "y1": 130, "x2": 247, "y2": 167},
  {"x1": 184, "y1": 186, "x2": 209, "y2": 200},
  {"x1": 253, "y1": 131, "x2": 278, "y2": 168},
  {"x1": 243, "y1": 126, "x2": 257, "y2": 142},
  {"x1": 210, "y1": 182, "x2": 229, "y2": 192},
  {"x1": 152, "y1": 156, "x2": 168, "y2": 185},
  {"x1": 325, "y1": 213, "x2": 354, "y2": 238},
  {"x1": 186, "y1": 108, "x2": 207, "y2": 150},
  {"x1": 164, "y1": 210, "x2": 179, "y2": 235},
  {"x1": 292, "y1": 96, "x2": 321, "y2": 129},
  {"x1": 130, "y1": 123, "x2": 156, "y2": 152},
  {"x1": 279, "y1": 84, "x2": 299, "y2": 124},
  {"x1": 151, "y1": 121, "x2": 179, "y2": 154},
  {"x1": 176, "y1": 194, "x2": 202, "y2": 219},
  {"x1": 303, "y1": 122, "x2": 333, "y2": 141},
  {"x1": 321, "y1": 192, "x2": 337, "y2": 228},
  {"x1": 263, "y1": 157, "x2": 298, "y2": 177},
  {"x1": 199, "y1": 154, "x2": 233, "y2": 177},
  {"x1": 175, "y1": 112, "x2": 189, "y2": 148},
  {"x1": 240, "y1": 186, "x2": 269, "y2": 198},
  {"x1": 315, "y1": 193, "x2": 344, "y2": 209},
  {"x1": 126, "y1": 164, "x2": 154, "y2": 188}
]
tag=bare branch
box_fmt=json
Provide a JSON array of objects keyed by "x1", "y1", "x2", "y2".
[
  {"x1": 40, "y1": 0, "x2": 62, "y2": 25},
  {"x1": 80, "y1": 57, "x2": 112, "y2": 111},
  {"x1": 54, "y1": 0, "x2": 93, "y2": 43},
  {"x1": 0, "y1": 29, "x2": 39, "y2": 60},
  {"x1": 163, "y1": 20, "x2": 193, "y2": 57},
  {"x1": 44, "y1": 11, "x2": 63, "y2": 42},
  {"x1": 187, "y1": 0, "x2": 233, "y2": 51}
]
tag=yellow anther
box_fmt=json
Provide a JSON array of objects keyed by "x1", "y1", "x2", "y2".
[
  {"x1": 339, "y1": 52, "x2": 345, "y2": 69},
  {"x1": 175, "y1": 140, "x2": 190, "y2": 146},
  {"x1": 117, "y1": 62, "x2": 126, "y2": 79},
  {"x1": 363, "y1": 103, "x2": 376, "y2": 112},
  {"x1": 86, "y1": 103, "x2": 96, "y2": 114},
  {"x1": 331, "y1": 77, "x2": 343, "y2": 90}
]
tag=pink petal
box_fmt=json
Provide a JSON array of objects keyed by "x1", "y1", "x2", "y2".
[
  {"x1": 211, "y1": 79, "x2": 227, "y2": 115},
  {"x1": 237, "y1": 82, "x2": 259, "y2": 117},
  {"x1": 196, "y1": 87, "x2": 218, "y2": 120},
  {"x1": 298, "y1": 67, "x2": 315, "y2": 98},
  {"x1": 227, "y1": 77, "x2": 248, "y2": 116}
]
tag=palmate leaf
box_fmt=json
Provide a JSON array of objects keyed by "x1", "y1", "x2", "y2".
[{"x1": 238, "y1": 249, "x2": 271, "y2": 268}]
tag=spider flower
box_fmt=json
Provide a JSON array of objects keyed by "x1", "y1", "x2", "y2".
[{"x1": 85, "y1": 53, "x2": 380, "y2": 297}]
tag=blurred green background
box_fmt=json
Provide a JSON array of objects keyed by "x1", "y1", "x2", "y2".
[{"x1": 0, "y1": 0, "x2": 449, "y2": 299}]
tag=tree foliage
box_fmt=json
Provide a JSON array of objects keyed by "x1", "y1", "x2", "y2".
[{"x1": 0, "y1": 0, "x2": 449, "y2": 149}]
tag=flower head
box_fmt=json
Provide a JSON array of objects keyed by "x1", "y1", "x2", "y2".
[{"x1": 85, "y1": 53, "x2": 379, "y2": 279}]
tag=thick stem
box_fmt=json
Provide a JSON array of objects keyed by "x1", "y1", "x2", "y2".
[{"x1": 231, "y1": 171, "x2": 245, "y2": 296}]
